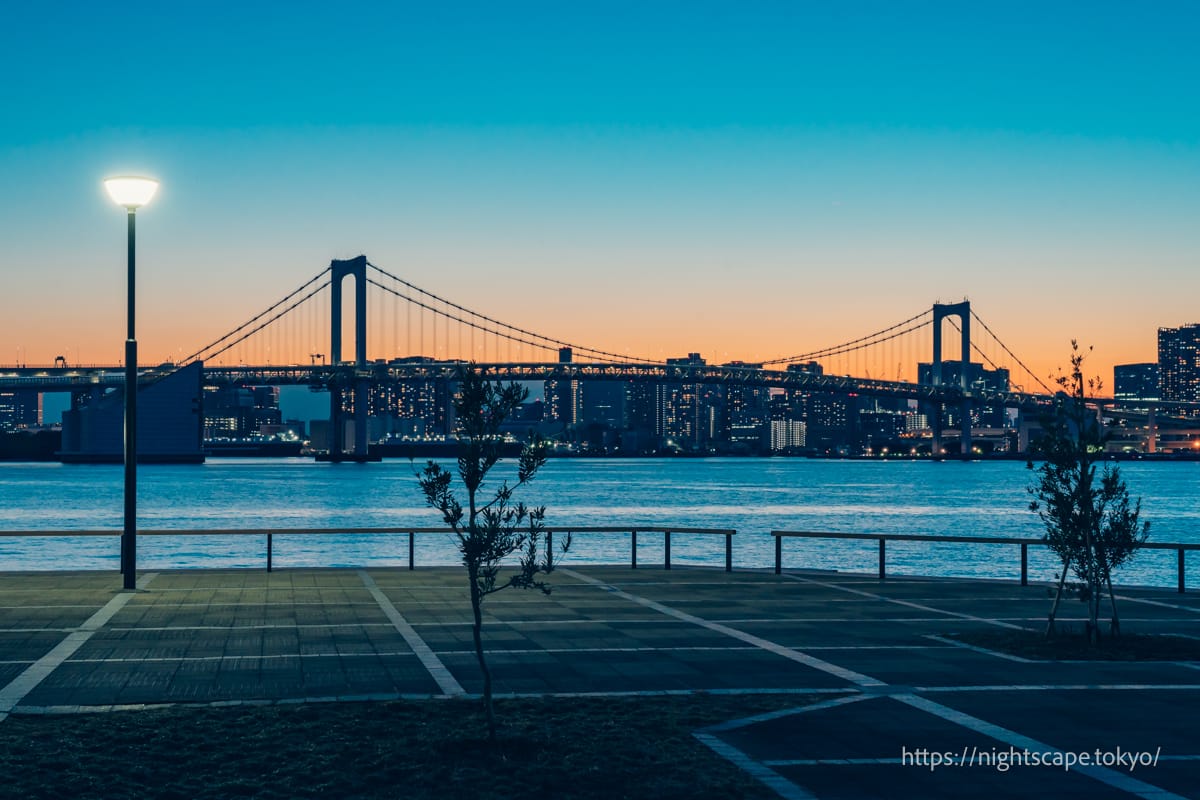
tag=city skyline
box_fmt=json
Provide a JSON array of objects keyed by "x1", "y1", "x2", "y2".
[{"x1": 3, "y1": 3, "x2": 1199, "y2": 384}]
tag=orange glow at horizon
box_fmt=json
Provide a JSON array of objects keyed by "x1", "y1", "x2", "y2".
[{"x1": 5, "y1": 275, "x2": 1164, "y2": 396}]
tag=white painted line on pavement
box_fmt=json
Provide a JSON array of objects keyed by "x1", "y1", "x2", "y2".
[
  {"x1": 562, "y1": 568, "x2": 885, "y2": 688},
  {"x1": 924, "y1": 634, "x2": 1035, "y2": 663},
  {"x1": 358, "y1": 570, "x2": 464, "y2": 697},
  {"x1": 702, "y1": 693, "x2": 870, "y2": 734},
  {"x1": 1114, "y1": 594, "x2": 1200, "y2": 614},
  {"x1": 917, "y1": 683, "x2": 1200, "y2": 693},
  {"x1": 0, "y1": 573, "x2": 157, "y2": 723},
  {"x1": 896, "y1": 693, "x2": 1189, "y2": 800},
  {"x1": 781, "y1": 573, "x2": 1028, "y2": 631},
  {"x1": 693, "y1": 733, "x2": 820, "y2": 800}
]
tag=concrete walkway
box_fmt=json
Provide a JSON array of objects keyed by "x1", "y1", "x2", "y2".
[{"x1": 1, "y1": 566, "x2": 1197, "y2": 799}]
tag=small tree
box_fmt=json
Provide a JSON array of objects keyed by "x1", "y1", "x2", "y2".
[
  {"x1": 416, "y1": 364, "x2": 569, "y2": 742},
  {"x1": 1027, "y1": 341, "x2": 1149, "y2": 644}
]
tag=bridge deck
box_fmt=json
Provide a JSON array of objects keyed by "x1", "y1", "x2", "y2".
[{"x1": 1, "y1": 566, "x2": 1197, "y2": 799}]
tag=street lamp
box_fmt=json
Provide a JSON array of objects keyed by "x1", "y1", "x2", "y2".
[{"x1": 104, "y1": 175, "x2": 158, "y2": 590}]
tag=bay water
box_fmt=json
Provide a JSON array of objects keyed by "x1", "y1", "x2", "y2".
[{"x1": 1, "y1": 458, "x2": 1196, "y2": 589}]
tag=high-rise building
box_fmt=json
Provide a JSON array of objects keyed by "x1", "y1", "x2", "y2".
[
  {"x1": 364, "y1": 375, "x2": 451, "y2": 438},
  {"x1": 768, "y1": 391, "x2": 806, "y2": 451},
  {"x1": 544, "y1": 347, "x2": 580, "y2": 426},
  {"x1": 203, "y1": 385, "x2": 281, "y2": 438},
  {"x1": 623, "y1": 381, "x2": 658, "y2": 452},
  {"x1": 1158, "y1": 325, "x2": 1200, "y2": 402},
  {"x1": 1113, "y1": 363, "x2": 1159, "y2": 402},
  {"x1": 579, "y1": 381, "x2": 625, "y2": 429},
  {"x1": 722, "y1": 362, "x2": 768, "y2": 453},
  {"x1": 659, "y1": 353, "x2": 707, "y2": 451},
  {"x1": 769, "y1": 419, "x2": 806, "y2": 452}
]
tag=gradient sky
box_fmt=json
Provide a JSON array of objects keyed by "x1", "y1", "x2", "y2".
[{"x1": 3, "y1": 1, "x2": 1198, "y2": 390}]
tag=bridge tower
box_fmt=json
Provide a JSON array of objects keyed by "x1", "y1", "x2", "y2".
[
  {"x1": 931, "y1": 301, "x2": 972, "y2": 456},
  {"x1": 329, "y1": 255, "x2": 370, "y2": 460}
]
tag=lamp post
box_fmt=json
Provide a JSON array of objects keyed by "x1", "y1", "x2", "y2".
[{"x1": 103, "y1": 176, "x2": 159, "y2": 590}]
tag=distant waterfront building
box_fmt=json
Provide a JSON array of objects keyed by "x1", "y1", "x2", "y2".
[
  {"x1": 0, "y1": 390, "x2": 40, "y2": 431},
  {"x1": 721, "y1": 362, "x2": 768, "y2": 454},
  {"x1": 769, "y1": 419, "x2": 806, "y2": 452},
  {"x1": 917, "y1": 361, "x2": 1010, "y2": 428},
  {"x1": 624, "y1": 381, "x2": 658, "y2": 451},
  {"x1": 776, "y1": 362, "x2": 857, "y2": 452},
  {"x1": 859, "y1": 410, "x2": 906, "y2": 445},
  {"x1": 544, "y1": 347, "x2": 580, "y2": 426},
  {"x1": 203, "y1": 385, "x2": 281, "y2": 439},
  {"x1": 659, "y1": 353, "x2": 707, "y2": 451},
  {"x1": 1158, "y1": 325, "x2": 1200, "y2": 402},
  {"x1": 61, "y1": 362, "x2": 204, "y2": 463},
  {"x1": 1113, "y1": 363, "x2": 1159, "y2": 402},
  {"x1": 579, "y1": 380, "x2": 625, "y2": 429},
  {"x1": 363, "y1": 364, "x2": 452, "y2": 438}
]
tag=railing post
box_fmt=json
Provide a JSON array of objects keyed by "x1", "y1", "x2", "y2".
[
  {"x1": 547, "y1": 531, "x2": 554, "y2": 570},
  {"x1": 1180, "y1": 548, "x2": 1186, "y2": 594},
  {"x1": 408, "y1": 531, "x2": 414, "y2": 571},
  {"x1": 1021, "y1": 542, "x2": 1028, "y2": 586},
  {"x1": 725, "y1": 533, "x2": 733, "y2": 573},
  {"x1": 631, "y1": 530, "x2": 638, "y2": 569},
  {"x1": 664, "y1": 531, "x2": 671, "y2": 570},
  {"x1": 878, "y1": 538, "x2": 886, "y2": 580},
  {"x1": 775, "y1": 534, "x2": 781, "y2": 575},
  {"x1": 267, "y1": 532, "x2": 273, "y2": 572}
]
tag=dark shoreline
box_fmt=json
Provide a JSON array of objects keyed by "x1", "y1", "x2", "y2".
[{"x1": 3, "y1": 432, "x2": 1199, "y2": 464}]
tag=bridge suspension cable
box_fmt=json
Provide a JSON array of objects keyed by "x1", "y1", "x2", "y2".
[
  {"x1": 365, "y1": 278, "x2": 565, "y2": 358},
  {"x1": 940, "y1": 316, "x2": 1056, "y2": 398},
  {"x1": 179, "y1": 267, "x2": 332, "y2": 365},
  {"x1": 366, "y1": 261, "x2": 663, "y2": 364},
  {"x1": 761, "y1": 309, "x2": 933, "y2": 367},
  {"x1": 190, "y1": 279, "x2": 331, "y2": 366},
  {"x1": 970, "y1": 310, "x2": 1054, "y2": 394}
]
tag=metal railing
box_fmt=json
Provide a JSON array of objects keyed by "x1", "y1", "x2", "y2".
[
  {"x1": 770, "y1": 530, "x2": 1199, "y2": 593},
  {"x1": 0, "y1": 526, "x2": 736, "y2": 573}
]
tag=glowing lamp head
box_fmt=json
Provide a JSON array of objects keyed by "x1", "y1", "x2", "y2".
[{"x1": 104, "y1": 176, "x2": 159, "y2": 209}]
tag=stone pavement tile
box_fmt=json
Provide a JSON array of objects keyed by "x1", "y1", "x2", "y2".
[
  {"x1": 0, "y1": 605, "x2": 103, "y2": 629},
  {"x1": 1133, "y1": 764, "x2": 1200, "y2": 800},
  {"x1": 714, "y1": 692, "x2": 1197, "y2": 800},
  {"x1": 0, "y1": 631, "x2": 69, "y2": 664},
  {"x1": 773, "y1": 762, "x2": 1133, "y2": 800},
  {"x1": 830, "y1": 647, "x2": 1200, "y2": 688},
  {"x1": 719, "y1": 697, "x2": 978, "y2": 763},
  {"x1": 440, "y1": 648, "x2": 850, "y2": 695},
  {"x1": 929, "y1": 689, "x2": 1200, "y2": 757},
  {"x1": 23, "y1": 663, "x2": 129, "y2": 706},
  {"x1": 0, "y1": 664, "x2": 28, "y2": 686}
]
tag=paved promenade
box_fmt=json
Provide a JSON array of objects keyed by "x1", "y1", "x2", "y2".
[{"x1": 1, "y1": 565, "x2": 1197, "y2": 799}]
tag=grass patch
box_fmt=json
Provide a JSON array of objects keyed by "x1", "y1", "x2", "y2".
[
  {"x1": 1, "y1": 693, "x2": 833, "y2": 799},
  {"x1": 950, "y1": 629, "x2": 1200, "y2": 661}
]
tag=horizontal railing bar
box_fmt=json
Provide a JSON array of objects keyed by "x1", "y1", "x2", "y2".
[
  {"x1": 0, "y1": 526, "x2": 736, "y2": 538},
  {"x1": 770, "y1": 531, "x2": 1200, "y2": 550}
]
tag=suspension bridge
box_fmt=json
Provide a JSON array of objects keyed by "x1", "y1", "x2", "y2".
[{"x1": 1, "y1": 255, "x2": 1183, "y2": 458}]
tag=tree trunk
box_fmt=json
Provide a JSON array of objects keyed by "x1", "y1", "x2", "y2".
[
  {"x1": 1045, "y1": 556, "x2": 1071, "y2": 639},
  {"x1": 469, "y1": 575, "x2": 496, "y2": 743},
  {"x1": 1086, "y1": 544, "x2": 1103, "y2": 645},
  {"x1": 1087, "y1": 575, "x2": 1101, "y2": 646},
  {"x1": 1106, "y1": 573, "x2": 1121, "y2": 637}
]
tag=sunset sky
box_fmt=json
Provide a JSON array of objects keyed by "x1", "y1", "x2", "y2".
[{"x1": 2, "y1": 2, "x2": 1198, "y2": 390}]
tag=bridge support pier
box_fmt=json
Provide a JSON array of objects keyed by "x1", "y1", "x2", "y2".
[
  {"x1": 327, "y1": 256, "x2": 371, "y2": 461},
  {"x1": 931, "y1": 301, "x2": 972, "y2": 457}
]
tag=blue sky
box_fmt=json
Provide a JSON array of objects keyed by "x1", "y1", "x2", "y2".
[{"x1": 3, "y1": 1, "x2": 1199, "y2": 389}]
